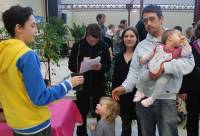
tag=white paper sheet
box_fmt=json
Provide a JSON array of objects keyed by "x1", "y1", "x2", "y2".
[{"x1": 79, "y1": 56, "x2": 101, "y2": 73}]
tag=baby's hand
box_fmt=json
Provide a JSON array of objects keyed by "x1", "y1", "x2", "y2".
[
  {"x1": 89, "y1": 123, "x2": 96, "y2": 131},
  {"x1": 140, "y1": 58, "x2": 145, "y2": 64},
  {"x1": 180, "y1": 36, "x2": 190, "y2": 46},
  {"x1": 69, "y1": 75, "x2": 84, "y2": 88}
]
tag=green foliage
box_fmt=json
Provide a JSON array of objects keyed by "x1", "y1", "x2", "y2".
[
  {"x1": 0, "y1": 27, "x2": 10, "y2": 39},
  {"x1": 105, "y1": 60, "x2": 115, "y2": 96},
  {"x1": 67, "y1": 23, "x2": 86, "y2": 42},
  {"x1": 30, "y1": 17, "x2": 69, "y2": 65}
]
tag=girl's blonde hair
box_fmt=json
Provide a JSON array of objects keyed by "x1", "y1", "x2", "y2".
[
  {"x1": 161, "y1": 29, "x2": 179, "y2": 44},
  {"x1": 100, "y1": 97, "x2": 120, "y2": 122}
]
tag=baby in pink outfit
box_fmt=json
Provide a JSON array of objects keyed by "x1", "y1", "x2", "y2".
[{"x1": 134, "y1": 29, "x2": 192, "y2": 107}]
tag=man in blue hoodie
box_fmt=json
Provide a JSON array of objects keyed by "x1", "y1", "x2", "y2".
[{"x1": 0, "y1": 5, "x2": 84, "y2": 136}]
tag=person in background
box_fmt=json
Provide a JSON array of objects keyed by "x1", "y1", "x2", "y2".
[
  {"x1": 179, "y1": 20, "x2": 200, "y2": 136},
  {"x1": 0, "y1": 5, "x2": 84, "y2": 136},
  {"x1": 135, "y1": 19, "x2": 147, "y2": 41},
  {"x1": 119, "y1": 19, "x2": 128, "y2": 38},
  {"x1": 112, "y1": 5, "x2": 194, "y2": 136},
  {"x1": 89, "y1": 97, "x2": 119, "y2": 136},
  {"x1": 174, "y1": 25, "x2": 182, "y2": 33},
  {"x1": 185, "y1": 27, "x2": 193, "y2": 43},
  {"x1": 96, "y1": 13, "x2": 107, "y2": 39},
  {"x1": 105, "y1": 24, "x2": 115, "y2": 60},
  {"x1": 112, "y1": 27, "x2": 142, "y2": 136},
  {"x1": 106, "y1": 24, "x2": 115, "y2": 39},
  {"x1": 68, "y1": 23, "x2": 111, "y2": 136},
  {"x1": 113, "y1": 19, "x2": 128, "y2": 56}
]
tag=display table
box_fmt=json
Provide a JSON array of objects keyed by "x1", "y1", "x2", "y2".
[{"x1": 0, "y1": 98, "x2": 82, "y2": 136}]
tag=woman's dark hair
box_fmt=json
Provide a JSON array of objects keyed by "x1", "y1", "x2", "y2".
[
  {"x1": 194, "y1": 21, "x2": 200, "y2": 39},
  {"x1": 86, "y1": 23, "x2": 101, "y2": 39},
  {"x1": 2, "y1": 5, "x2": 33, "y2": 37},
  {"x1": 121, "y1": 27, "x2": 139, "y2": 53}
]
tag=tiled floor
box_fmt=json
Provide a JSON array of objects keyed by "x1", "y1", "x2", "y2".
[{"x1": 73, "y1": 116, "x2": 193, "y2": 136}]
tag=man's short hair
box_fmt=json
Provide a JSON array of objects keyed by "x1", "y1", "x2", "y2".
[
  {"x1": 2, "y1": 5, "x2": 33, "y2": 37},
  {"x1": 86, "y1": 23, "x2": 101, "y2": 39},
  {"x1": 142, "y1": 4, "x2": 163, "y2": 18},
  {"x1": 96, "y1": 13, "x2": 105, "y2": 22},
  {"x1": 174, "y1": 26, "x2": 182, "y2": 33},
  {"x1": 120, "y1": 19, "x2": 127, "y2": 25}
]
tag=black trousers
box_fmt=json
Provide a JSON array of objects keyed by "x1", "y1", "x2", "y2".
[
  {"x1": 186, "y1": 93, "x2": 200, "y2": 136},
  {"x1": 13, "y1": 125, "x2": 51, "y2": 136},
  {"x1": 120, "y1": 111, "x2": 143, "y2": 136},
  {"x1": 119, "y1": 92, "x2": 143, "y2": 136},
  {"x1": 76, "y1": 91, "x2": 103, "y2": 136}
]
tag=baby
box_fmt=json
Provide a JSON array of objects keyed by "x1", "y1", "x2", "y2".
[
  {"x1": 134, "y1": 29, "x2": 192, "y2": 107},
  {"x1": 89, "y1": 97, "x2": 119, "y2": 136}
]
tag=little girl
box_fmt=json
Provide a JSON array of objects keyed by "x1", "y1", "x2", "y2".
[
  {"x1": 134, "y1": 29, "x2": 192, "y2": 107},
  {"x1": 89, "y1": 97, "x2": 119, "y2": 136}
]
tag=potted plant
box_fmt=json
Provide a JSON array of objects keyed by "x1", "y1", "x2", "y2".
[
  {"x1": 67, "y1": 23, "x2": 86, "y2": 43},
  {"x1": 30, "y1": 16, "x2": 69, "y2": 84},
  {"x1": 0, "y1": 27, "x2": 9, "y2": 40}
]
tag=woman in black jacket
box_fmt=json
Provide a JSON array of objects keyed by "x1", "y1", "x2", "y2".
[
  {"x1": 68, "y1": 23, "x2": 111, "y2": 136},
  {"x1": 112, "y1": 27, "x2": 142, "y2": 136}
]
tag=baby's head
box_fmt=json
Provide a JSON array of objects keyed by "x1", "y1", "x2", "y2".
[
  {"x1": 161, "y1": 29, "x2": 183, "y2": 47},
  {"x1": 95, "y1": 97, "x2": 120, "y2": 122}
]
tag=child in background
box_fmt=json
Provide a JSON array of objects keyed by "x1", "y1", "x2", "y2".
[
  {"x1": 89, "y1": 97, "x2": 119, "y2": 136},
  {"x1": 134, "y1": 29, "x2": 192, "y2": 107},
  {"x1": 106, "y1": 24, "x2": 115, "y2": 39}
]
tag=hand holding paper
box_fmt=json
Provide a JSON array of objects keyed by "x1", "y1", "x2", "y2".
[
  {"x1": 91, "y1": 63, "x2": 101, "y2": 70},
  {"x1": 79, "y1": 56, "x2": 101, "y2": 73}
]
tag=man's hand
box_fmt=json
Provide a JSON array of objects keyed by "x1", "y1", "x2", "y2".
[
  {"x1": 91, "y1": 63, "x2": 102, "y2": 71},
  {"x1": 69, "y1": 75, "x2": 84, "y2": 88},
  {"x1": 112, "y1": 86, "x2": 125, "y2": 101},
  {"x1": 180, "y1": 36, "x2": 190, "y2": 46},
  {"x1": 149, "y1": 64, "x2": 164, "y2": 80}
]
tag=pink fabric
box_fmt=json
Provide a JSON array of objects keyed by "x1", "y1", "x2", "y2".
[{"x1": 0, "y1": 98, "x2": 83, "y2": 136}]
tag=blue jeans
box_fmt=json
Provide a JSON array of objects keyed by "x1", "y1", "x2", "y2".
[{"x1": 136, "y1": 99, "x2": 178, "y2": 136}]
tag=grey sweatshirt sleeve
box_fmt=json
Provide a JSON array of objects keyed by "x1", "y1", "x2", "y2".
[
  {"x1": 164, "y1": 53, "x2": 195, "y2": 77},
  {"x1": 90, "y1": 123, "x2": 104, "y2": 136},
  {"x1": 122, "y1": 46, "x2": 141, "y2": 93}
]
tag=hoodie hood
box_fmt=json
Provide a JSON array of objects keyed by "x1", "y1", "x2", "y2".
[
  {"x1": 146, "y1": 33, "x2": 162, "y2": 44},
  {"x1": 0, "y1": 39, "x2": 27, "y2": 73}
]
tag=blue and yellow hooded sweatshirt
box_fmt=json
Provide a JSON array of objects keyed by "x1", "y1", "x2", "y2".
[{"x1": 0, "y1": 39, "x2": 72, "y2": 134}]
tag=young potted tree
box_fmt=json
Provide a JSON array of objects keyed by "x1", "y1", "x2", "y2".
[{"x1": 30, "y1": 17, "x2": 69, "y2": 84}]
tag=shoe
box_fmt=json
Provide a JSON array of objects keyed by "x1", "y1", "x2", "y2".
[
  {"x1": 141, "y1": 97, "x2": 154, "y2": 107},
  {"x1": 133, "y1": 91, "x2": 145, "y2": 102}
]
